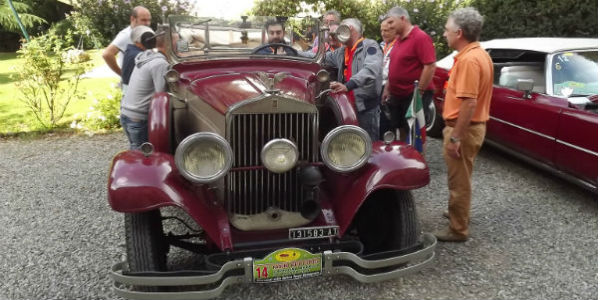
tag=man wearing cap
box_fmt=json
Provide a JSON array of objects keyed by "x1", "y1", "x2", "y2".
[
  {"x1": 121, "y1": 25, "x2": 155, "y2": 95},
  {"x1": 325, "y1": 18, "x2": 383, "y2": 141},
  {"x1": 102, "y1": 6, "x2": 151, "y2": 78},
  {"x1": 120, "y1": 30, "x2": 169, "y2": 150}
]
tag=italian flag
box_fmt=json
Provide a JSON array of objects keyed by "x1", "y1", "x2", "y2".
[{"x1": 405, "y1": 81, "x2": 426, "y2": 153}]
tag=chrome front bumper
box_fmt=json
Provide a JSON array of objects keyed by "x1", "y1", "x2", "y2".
[{"x1": 110, "y1": 233, "x2": 436, "y2": 300}]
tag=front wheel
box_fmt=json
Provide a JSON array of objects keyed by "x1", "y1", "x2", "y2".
[
  {"x1": 125, "y1": 210, "x2": 168, "y2": 273},
  {"x1": 355, "y1": 190, "x2": 420, "y2": 254}
]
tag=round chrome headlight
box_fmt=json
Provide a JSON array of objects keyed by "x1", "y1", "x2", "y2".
[
  {"x1": 321, "y1": 125, "x2": 371, "y2": 172},
  {"x1": 261, "y1": 139, "x2": 299, "y2": 173},
  {"x1": 174, "y1": 133, "x2": 233, "y2": 183}
]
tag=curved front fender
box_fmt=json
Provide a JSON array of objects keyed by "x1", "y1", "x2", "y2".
[
  {"x1": 324, "y1": 140, "x2": 430, "y2": 234},
  {"x1": 328, "y1": 93, "x2": 358, "y2": 125},
  {"x1": 107, "y1": 150, "x2": 232, "y2": 250},
  {"x1": 148, "y1": 92, "x2": 170, "y2": 153}
]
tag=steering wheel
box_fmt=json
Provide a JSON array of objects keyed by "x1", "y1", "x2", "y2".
[{"x1": 252, "y1": 43, "x2": 298, "y2": 56}]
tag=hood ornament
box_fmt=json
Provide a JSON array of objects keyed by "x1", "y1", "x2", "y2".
[{"x1": 257, "y1": 71, "x2": 287, "y2": 94}]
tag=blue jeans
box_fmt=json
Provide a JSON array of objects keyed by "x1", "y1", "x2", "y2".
[
  {"x1": 357, "y1": 105, "x2": 380, "y2": 142},
  {"x1": 120, "y1": 115, "x2": 148, "y2": 150}
]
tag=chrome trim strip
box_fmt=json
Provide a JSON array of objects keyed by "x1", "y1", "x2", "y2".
[
  {"x1": 110, "y1": 234, "x2": 436, "y2": 299},
  {"x1": 506, "y1": 96, "x2": 526, "y2": 101},
  {"x1": 485, "y1": 139, "x2": 597, "y2": 193},
  {"x1": 490, "y1": 116, "x2": 597, "y2": 156},
  {"x1": 556, "y1": 139, "x2": 598, "y2": 156},
  {"x1": 489, "y1": 116, "x2": 554, "y2": 140}
]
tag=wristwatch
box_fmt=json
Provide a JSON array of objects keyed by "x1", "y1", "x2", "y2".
[{"x1": 450, "y1": 136, "x2": 460, "y2": 144}]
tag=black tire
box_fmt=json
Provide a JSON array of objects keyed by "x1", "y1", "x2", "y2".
[
  {"x1": 125, "y1": 210, "x2": 168, "y2": 273},
  {"x1": 425, "y1": 101, "x2": 444, "y2": 138},
  {"x1": 355, "y1": 190, "x2": 420, "y2": 254}
]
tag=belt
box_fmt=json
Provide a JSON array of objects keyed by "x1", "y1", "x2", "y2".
[{"x1": 445, "y1": 119, "x2": 486, "y2": 128}]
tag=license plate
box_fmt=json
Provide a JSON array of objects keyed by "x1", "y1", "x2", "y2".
[
  {"x1": 253, "y1": 248, "x2": 322, "y2": 282},
  {"x1": 289, "y1": 226, "x2": 339, "y2": 240}
]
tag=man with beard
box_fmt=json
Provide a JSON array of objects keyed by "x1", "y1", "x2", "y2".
[{"x1": 255, "y1": 19, "x2": 295, "y2": 55}]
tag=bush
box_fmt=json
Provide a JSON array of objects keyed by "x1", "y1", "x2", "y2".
[
  {"x1": 73, "y1": 86, "x2": 122, "y2": 132},
  {"x1": 49, "y1": 11, "x2": 105, "y2": 50},
  {"x1": 11, "y1": 30, "x2": 92, "y2": 129}
]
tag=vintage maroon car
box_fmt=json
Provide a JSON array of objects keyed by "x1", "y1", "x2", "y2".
[
  {"x1": 108, "y1": 15, "x2": 435, "y2": 298},
  {"x1": 427, "y1": 38, "x2": 598, "y2": 192}
]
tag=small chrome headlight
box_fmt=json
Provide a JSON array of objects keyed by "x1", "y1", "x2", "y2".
[
  {"x1": 261, "y1": 139, "x2": 299, "y2": 173},
  {"x1": 383, "y1": 131, "x2": 395, "y2": 144},
  {"x1": 321, "y1": 125, "x2": 371, "y2": 173},
  {"x1": 165, "y1": 69, "x2": 180, "y2": 83},
  {"x1": 174, "y1": 133, "x2": 233, "y2": 183},
  {"x1": 316, "y1": 69, "x2": 330, "y2": 82}
]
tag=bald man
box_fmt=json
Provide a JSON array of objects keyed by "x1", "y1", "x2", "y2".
[{"x1": 102, "y1": 6, "x2": 151, "y2": 77}]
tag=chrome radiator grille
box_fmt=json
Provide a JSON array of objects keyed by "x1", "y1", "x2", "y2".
[{"x1": 226, "y1": 112, "x2": 318, "y2": 215}]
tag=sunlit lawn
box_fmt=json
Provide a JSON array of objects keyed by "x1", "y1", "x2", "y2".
[{"x1": 0, "y1": 50, "x2": 120, "y2": 135}]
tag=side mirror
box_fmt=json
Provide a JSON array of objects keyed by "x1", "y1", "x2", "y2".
[
  {"x1": 516, "y1": 79, "x2": 534, "y2": 99},
  {"x1": 334, "y1": 24, "x2": 351, "y2": 44}
]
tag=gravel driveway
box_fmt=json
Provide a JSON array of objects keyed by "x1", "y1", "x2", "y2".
[{"x1": 0, "y1": 133, "x2": 596, "y2": 300}]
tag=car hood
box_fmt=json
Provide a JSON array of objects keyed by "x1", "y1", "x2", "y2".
[{"x1": 173, "y1": 59, "x2": 322, "y2": 115}]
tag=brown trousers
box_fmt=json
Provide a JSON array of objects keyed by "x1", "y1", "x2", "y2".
[{"x1": 442, "y1": 124, "x2": 486, "y2": 237}]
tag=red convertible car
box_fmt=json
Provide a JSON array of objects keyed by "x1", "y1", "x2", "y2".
[
  {"x1": 428, "y1": 38, "x2": 598, "y2": 192},
  {"x1": 108, "y1": 15, "x2": 435, "y2": 299}
]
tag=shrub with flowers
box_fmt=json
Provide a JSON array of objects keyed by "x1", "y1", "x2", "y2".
[
  {"x1": 12, "y1": 29, "x2": 92, "y2": 129},
  {"x1": 73, "y1": 85, "x2": 122, "y2": 132}
]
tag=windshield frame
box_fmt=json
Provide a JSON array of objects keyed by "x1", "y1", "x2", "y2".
[
  {"x1": 546, "y1": 48, "x2": 598, "y2": 97},
  {"x1": 165, "y1": 15, "x2": 325, "y2": 64}
]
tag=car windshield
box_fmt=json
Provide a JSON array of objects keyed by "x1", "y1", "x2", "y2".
[
  {"x1": 168, "y1": 15, "x2": 320, "y2": 61},
  {"x1": 551, "y1": 50, "x2": 598, "y2": 97}
]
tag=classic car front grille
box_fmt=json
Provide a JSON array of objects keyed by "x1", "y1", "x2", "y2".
[{"x1": 226, "y1": 112, "x2": 318, "y2": 214}]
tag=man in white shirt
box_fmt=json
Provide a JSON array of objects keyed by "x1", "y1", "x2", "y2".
[{"x1": 102, "y1": 6, "x2": 151, "y2": 77}]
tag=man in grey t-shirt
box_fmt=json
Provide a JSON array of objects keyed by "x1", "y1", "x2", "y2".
[
  {"x1": 120, "y1": 31, "x2": 169, "y2": 150},
  {"x1": 102, "y1": 6, "x2": 151, "y2": 77}
]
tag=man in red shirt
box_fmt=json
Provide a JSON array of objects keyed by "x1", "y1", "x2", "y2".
[{"x1": 381, "y1": 6, "x2": 436, "y2": 140}]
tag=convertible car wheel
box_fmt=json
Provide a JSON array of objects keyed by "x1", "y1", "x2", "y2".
[
  {"x1": 425, "y1": 102, "x2": 444, "y2": 138},
  {"x1": 356, "y1": 190, "x2": 419, "y2": 254},
  {"x1": 125, "y1": 210, "x2": 168, "y2": 273}
]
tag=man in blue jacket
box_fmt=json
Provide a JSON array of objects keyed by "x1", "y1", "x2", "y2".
[
  {"x1": 121, "y1": 25, "x2": 155, "y2": 95},
  {"x1": 325, "y1": 18, "x2": 383, "y2": 141}
]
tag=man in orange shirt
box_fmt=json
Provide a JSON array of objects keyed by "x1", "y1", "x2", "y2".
[{"x1": 435, "y1": 7, "x2": 493, "y2": 242}]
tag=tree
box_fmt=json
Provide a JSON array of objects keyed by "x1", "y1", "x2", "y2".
[
  {"x1": 252, "y1": 0, "x2": 466, "y2": 58},
  {"x1": 0, "y1": 0, "x2": 46, "y2": 33},
  {"x1": 73, "y1": 0, "x2": 192, "y2": 46},
  {"x1": 470, "y1": 0, "x2": 597, "y2": 40}
]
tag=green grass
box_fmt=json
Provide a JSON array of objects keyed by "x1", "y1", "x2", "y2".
[{"x1": 0, "y1": 50, "x2": 120, "y2": 136}]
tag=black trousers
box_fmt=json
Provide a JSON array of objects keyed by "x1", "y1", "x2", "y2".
[{"x1": 381, "y1": 90, "x2": 433, "y2": 136}]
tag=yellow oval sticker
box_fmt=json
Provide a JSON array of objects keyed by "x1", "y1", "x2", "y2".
[{"x1": 275, "y1": 249, "x2": 301, "y2": 262}]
